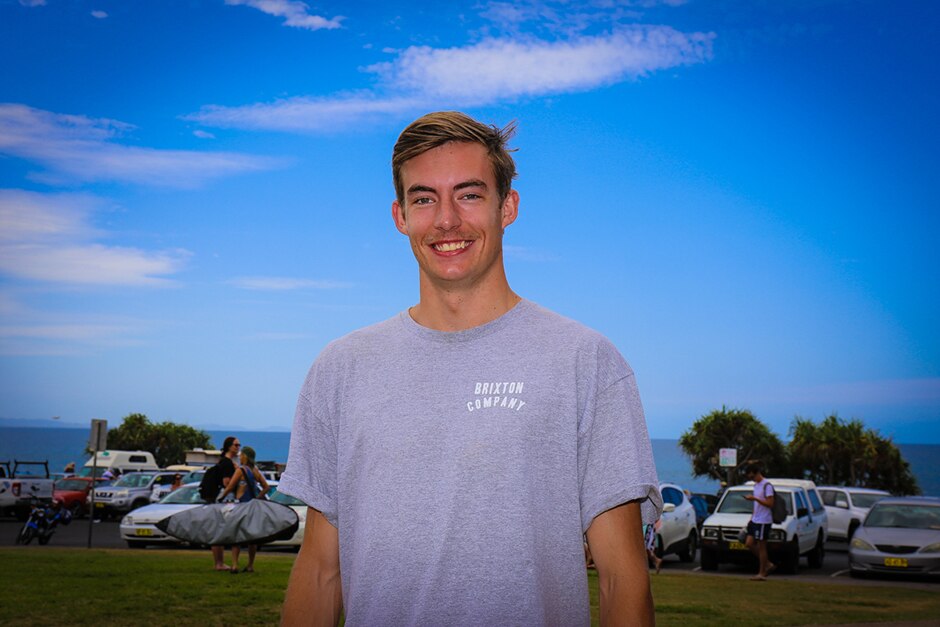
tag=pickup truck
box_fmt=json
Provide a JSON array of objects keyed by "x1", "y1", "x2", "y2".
[{"x1": 0, "y1": 460, "x2": 55, "y2": 519}]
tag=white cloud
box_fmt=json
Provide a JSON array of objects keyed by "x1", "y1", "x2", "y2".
[
  {"x1": 188, "y1": 26, "x2": 713, "y2": 133},
  {"x1": 229, "y1": 276, "x2": 353, "y2": 290},
  {"x1": 193, "y1": 129, "x2": 216, "y2": 139},
  {"x1": 0, "y1": 103, "x2": 280, "y2": 187},
  {"x1": 18, "y1": 0, "x2": 46, "y2": 6},
  {"x1": 368, "y1": 27, "x2": 713, "y2": 103},
  {"x1": 0, "y1": 189, "x2": 190, "y2": 286},
  {"x1": 225, "y1": 0, "x2": 342, "y2": 31},
  {"x1": 91, "y1": 10, "x2": 108, "y2": 19}
]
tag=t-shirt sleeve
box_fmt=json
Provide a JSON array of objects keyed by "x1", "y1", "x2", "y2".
[
  {"x1": 277, "y1": 362, "x2": 339, "y2": 527},
  {"x1": 578, "y1": 367, "x2": 662, "y2": 532}
]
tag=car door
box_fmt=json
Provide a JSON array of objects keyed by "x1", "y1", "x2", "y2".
[
  {"x1": 821, "y1": 488, "x2": 850, "y2": 538},
  {"x1": 659, "y1": 486, "x2": 685, "y2": 550},
  {"x1": 794, "y1": 489, "x2": 815, "y2": 552}
]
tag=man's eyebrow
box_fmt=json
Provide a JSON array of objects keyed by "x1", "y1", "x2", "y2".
[
  {"x1": 454, "y1": 179, "x2": 487, "y2": 191},
  {"x1": 407, "y1": 184, "x2": 436, "y2": 195}
]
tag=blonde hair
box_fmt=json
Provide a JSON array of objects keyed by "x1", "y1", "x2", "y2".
[{"x1": 392, "y1": 111, "x2": 518, "y2": 205}]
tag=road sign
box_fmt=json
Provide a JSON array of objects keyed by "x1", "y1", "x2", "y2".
[
  {"x1": 719, "y1": 448, "x2": 737, "y2": 468},
  {"x1": 89, "y1": 419, "x2": 108, "y2": 452}
]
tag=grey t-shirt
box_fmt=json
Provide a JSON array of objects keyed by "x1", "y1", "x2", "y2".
[{"x1": 279, "y1": 299, "x2": 662, "y2": 626}]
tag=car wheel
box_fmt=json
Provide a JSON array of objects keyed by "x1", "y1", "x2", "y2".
[
  {"x1": 807, "y1": 534, "x2": 825, "y2": 568},
  {"x1": 678, "y1": 530, "x2": 697, "y2": 563},
  {"x1": 780, "y1": 539, "x2": 800, "y2": 575},
  {"x1": 700, "y1": 547, "x2": 719, "y2": 571},
  {"x1": 69, "y1": 502, "x2": 83, "y2": 518},
  {"x1": 654, "y1": 534, "x2": 665, "y2": 559}
]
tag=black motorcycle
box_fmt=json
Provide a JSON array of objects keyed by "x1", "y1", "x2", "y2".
[{"x1": 16, "y1": 501, "x2": 72, "y2": 545}]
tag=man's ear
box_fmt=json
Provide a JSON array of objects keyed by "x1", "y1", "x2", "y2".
[
  {"x1": 501, "y1": 189, "x2": 519, "y2": 229},
  {"x1": 392, "y1": 199, "x2": 408, "y2": 235}
]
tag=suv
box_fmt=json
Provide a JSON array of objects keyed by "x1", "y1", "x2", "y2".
[
  {"x1": 91, "y1": 471, "x2": 178, "y2": 519},
  {"x1": 655, "y1": 483, "x2": 699, "y2": 562},
  {"x1": 818, "y1": 486, "x2": 889, "y2": 542},
  {"x1": 700, "y1": 481, "x2": 827, "y2": 574}
]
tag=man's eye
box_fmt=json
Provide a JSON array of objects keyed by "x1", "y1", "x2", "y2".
[
  {"x1": 460, "y1": 193, "x2": 482, "y2": 200},
  {"x1": 412, "y1": 197, "x2": 433, "y2": 205}
]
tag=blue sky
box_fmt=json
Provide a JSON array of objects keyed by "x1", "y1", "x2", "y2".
[{"x1": 1, "y1": 0, "x2": 937, "y2": 442}]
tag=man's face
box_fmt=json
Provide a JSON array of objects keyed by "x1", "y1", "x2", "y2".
[{"x1": 392, "y1": 141, "x2": 518, "y2": 290}]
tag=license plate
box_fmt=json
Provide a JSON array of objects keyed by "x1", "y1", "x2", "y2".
[
  {"x1": 729, "y1": 541, "x2": 747, "y2": 551},
  {"x1": 135, "y1": 529, "x2": 153, "y2": 537},
  {"x1": 884, "y1": 557, "x2": 908, "y2": 568},
  {"x1": 95, "y1": 502, "x2": 104, "y2": 508}
]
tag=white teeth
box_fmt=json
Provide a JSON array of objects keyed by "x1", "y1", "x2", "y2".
[{"x1": 434, "y1": 241, "x2": 469, "y2": 252}]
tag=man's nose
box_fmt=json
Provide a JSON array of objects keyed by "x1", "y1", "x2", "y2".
[{"x1": 433, "y1": 196, "x2": 461, "y2": 231}]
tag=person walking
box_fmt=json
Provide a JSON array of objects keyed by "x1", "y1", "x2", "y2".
[
  {"x1": 218, "y1": 445, "x2": 270, "y2": 573},
  {"x1": 279, "y1": 111, "x2": 662, "y2": 626},
  {"x1": 743, "y1": 461, "x2": 776, "y2": 581}
]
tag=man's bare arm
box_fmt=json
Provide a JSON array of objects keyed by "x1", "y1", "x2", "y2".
[
  {"x1": 281, "y1": 508, "x2": 342, "y2": 627},
  {"x1": 585, "y1": 501, "x2": 654, "y2": 627}
]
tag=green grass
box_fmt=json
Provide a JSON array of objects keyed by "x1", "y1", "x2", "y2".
[{"x1": 2, "y1": 548, "x2": 939, "y2": 626}]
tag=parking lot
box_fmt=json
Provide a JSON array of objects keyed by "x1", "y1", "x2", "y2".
[{"x1": 5, "y1": 517, "x2": 936, "y2": 591}]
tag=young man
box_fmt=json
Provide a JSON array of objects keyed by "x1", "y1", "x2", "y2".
[
  {"x1": 279, "y1": 111, "x2": 662, "y2": 626},
  {"x1": 743, "y1": 461, "x2": 776, "y2": 581}
]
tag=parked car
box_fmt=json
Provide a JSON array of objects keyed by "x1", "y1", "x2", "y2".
[
  {"x1": 699, "y1": 482, "x2": 827, "y2": 574},
  {"x1": 654, "y1": 483, "x2": 699, "y2": 562},
  {"x1": 692, "y1": 492, "x2": 719, "y2": 515},
  {"x1": 91, "y1": 471, "x2": 179, "y2": 518},
  {"x1": 53, "y1": 476, "x2": 103, "y2": 517},
  {"x1": 818, "y1": 486, "x2": 889, "y2": 542},
  {"x1": 849, "y1": 496, "x2": 940, "y2": 578},
  {"x1": 767, "y1": 478, "x2": 829, "y2": 538},
  {"x1": 119, "y1": 483, "x2": 205, "y2": 548},
  {"x1": 266, "y1": 484, "x2": 306, "y2": 549},
  {"x1": 150, "y1": 470, "x2": 205, "y2": 503}
]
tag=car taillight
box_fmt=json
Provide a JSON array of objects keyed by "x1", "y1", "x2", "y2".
[{"x1": 12, "y1": 482, "x2": 20, "y2": 497}]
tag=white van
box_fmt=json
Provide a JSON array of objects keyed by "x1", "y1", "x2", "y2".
[{"x1": 80, "y1": 450, "x2": 159, "y2": 478}]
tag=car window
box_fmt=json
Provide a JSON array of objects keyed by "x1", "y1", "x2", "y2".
[
  {"x1": 161, "y1": 486, "x2": 205, "y2": 505},
  {"x1": 115, "y1": 473, "x2": 153, "y2": 488},
  {"x1": 807, "y1": 489, "x2": 824, "y2": 513},
  {"x1": 661, "y1": 487, "x2": 683, "y2": 506},
  {"x1": 850, "y1": 493, "x2": 887, "y2": 509},
  {"x1": 716, "y1": 490, "x2": 752, "y2": 514},
  {"x1": 269, "y1": 489, "x2": 305, "y2": 507},
  {"x1": 819, "y1": 489, "x2": 842, "y2": 506},
  {"x1": 866, "y1": 504, "x2": 940, "y2": 529},
  {"x1": 795, "y1": 490, "x2": 808, "y2": 516}
]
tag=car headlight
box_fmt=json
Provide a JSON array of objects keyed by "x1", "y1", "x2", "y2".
[
  {"x1": 919, "y1": 542, "x2": 940, "y2": 554},
  {"x1": 851, "y1": 537, "x2": 875, "y2": 551},
  {"x1": 115, "y1": 490, "x2": 129, "y2": 497},
  {"x1": 123, "y1": 516, "x2": 132, "y2": 525},
  {"x1": 768, "y1": 529, "x2": 786, "y2": 542},
  {"x1": 702, "y1": 528, "x2": 719, "y2": 539}
]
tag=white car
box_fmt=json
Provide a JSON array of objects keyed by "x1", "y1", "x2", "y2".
[
  {"x1": 265, "y1": 485, "x2": 306, "y2": 548},
  {"x1": 819, "y1": 486, "x2": 889, "y2": 541},
  {"x1": 120, "y1": 483, "x2": 204, "y2": 548},
  {"x1": 655, "y1": 483, "x2": 699, "y2": 562},
  {"x1": 700, "y1": 481, "x2": 827, "y2": 574}
]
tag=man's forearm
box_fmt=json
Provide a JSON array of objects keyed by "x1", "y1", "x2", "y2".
[
  {"x1": 597, "y1": 563, "x2": 654, "y2": 626},
  {"x1": 281, "y1": 548, "x2": 342, "y2": 626}
]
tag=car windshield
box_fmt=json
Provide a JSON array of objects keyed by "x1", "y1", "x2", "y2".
[
  {"x1": 161, "y1": 486, "x2": 204, "y2": 505},
  {"x1": 865, "y1": 503, "x2": 940, "y2": 530},
  {"x1": 717, "y1": 489, "x2": 794, "y2": 516},
  {"x1": 268, "y1": 489, "x2": 305, "y2": 507},
  {"x1": 716, "y1": 490, "x2": 752, "y2": 514},
  {"x1": 113, "y1": 474, "x2": 153, "y2": 488},
  {"x1": 851, "y1": 493, "x2": 887, "y2": 509},
  {"x1": 181, "y1": 471, "x2": 205, "y2": 484},
  {"x1": 55, "y1": 479, "x2": 88, "y2": 491}
]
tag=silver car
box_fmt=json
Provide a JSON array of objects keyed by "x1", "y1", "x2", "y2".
[{"x1": 849, "y1": 496, "x2": 940, "y2": 578}]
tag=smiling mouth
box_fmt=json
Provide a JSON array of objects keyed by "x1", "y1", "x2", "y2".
[{"x1": 431, "y1": 240, "x2": 471, "y2": 253}]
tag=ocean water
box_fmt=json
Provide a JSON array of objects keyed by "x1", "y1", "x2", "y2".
[{"x1": 1, "y1": 426, "x2": 937, "y2": 497}]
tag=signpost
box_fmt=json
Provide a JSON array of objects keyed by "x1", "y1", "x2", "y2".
[
  {"x1": 719, "y1": 448, "x2": 737, "y2": 493},
  {"x1": 87, "y1": 419, "x2": 107, "y2": 549}
]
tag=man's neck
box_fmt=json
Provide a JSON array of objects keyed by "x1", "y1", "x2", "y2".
[{"x1": 409, "y1": 279, "x2": 521, "y2": 332}]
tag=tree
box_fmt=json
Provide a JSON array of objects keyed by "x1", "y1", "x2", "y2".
[
  {"x1": 679, "y1": 406, "x2": 787, "y2": 486},
  {"x1": 102, "y1": 413, "x2": 213, "y2": 468},
  {"x1": 787, "y1": 414, "x2": 919, "y2": 495}
]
